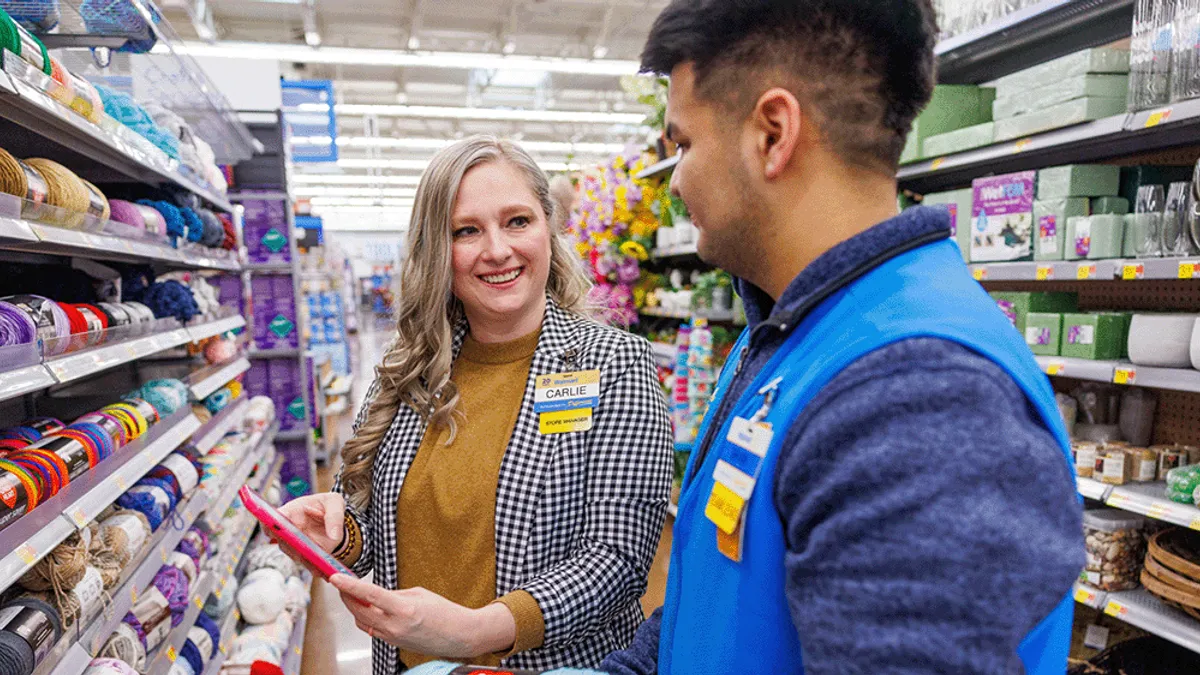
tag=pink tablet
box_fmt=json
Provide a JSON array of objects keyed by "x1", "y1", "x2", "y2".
[{"x1": 238, "y1": 485, "x2": 354, "y2": 580}]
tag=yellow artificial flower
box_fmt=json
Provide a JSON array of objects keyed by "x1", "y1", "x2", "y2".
[
  {"x1": 619, "y1": 240, "x2": 649, "y2": 261},
  {"x1": 575, "y1": 242, "x2": 592, "y2": 258}
]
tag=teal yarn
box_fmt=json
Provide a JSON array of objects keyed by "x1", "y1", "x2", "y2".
[
  {"x1": 132, "y1": 379, "x2": 187, "y2": 417},
  {"x1": 137, "y1": 200, "x2": 184, "y2": 241},
  {"x1": 203, "y1": 389, "x2": 230, "y2": 415}
]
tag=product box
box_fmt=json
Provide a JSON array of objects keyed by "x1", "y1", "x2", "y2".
[
  {"x1": 1024, "y1": 312, "x2": 1063, "y2": 356},
  {"x1": 244, "y1": 360, "x2": 269, "y2": 398},
  {"x1": 1122, "y1": 213, "x2": 1138, "y2": 256},
  {"x1": 993, "y1": 97, "x2": 1127, "y2": 143},
  {"x1": 1033, "y1": 198, "x2": 1090, "y2": 260},
  {"x1": 921, "y1": 122, "x2": 995, "y2": 157},
  {"x1": 1066, "y1": 214, "x2": 1125, "y2": 260},
  {"x1": 1061, "y1": 312, "x2": 1131, "y2": 360},
  {"x1": 901, "y1": 85, "x2": 996, "y2": 163},
  {"x1": 1037, "y1": 165, "x2": 1121, "y2": 200},
  {"x1": 990, "y1": 291, "x2": 1078, "y2": 334},
  {"x1": 1075, "y1": 442, "x2": 1099, "y2": 478},
  {"x1": 1100, "y1": 450, "x2": 1133, "y2": 485},
  {"x1": 277, "y1": 440, "x2": 312, "y2": 503},
  {"x1": 1157, "y1": 446, "x2": 1188, "y2": 479},
  {"x1": 921, "y1": 188, "x2": 973, "y2": 261},
  {"x1": 1090, "y1": 196, "x2": 1130, "y2": 215},
  {"x1": 993, "y1": 74, "x2": 1130, "y2": 120},
  {"x1": 1129, "y1": 447, "x2": 1158, "y2": 482},
  {"x1": 991, "y1": 48, "x2": 1130, "y2": 97},
  {"x1": 242, "y1": 199, "x2": 292, "y2": 264},
  {"x1": 971, "y1": 171, "x2": 1036, "y2": 262}
]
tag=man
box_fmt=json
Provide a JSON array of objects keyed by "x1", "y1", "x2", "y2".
[{"x1": 598, "y1": 1, "x2": 1084, "y2": 673}]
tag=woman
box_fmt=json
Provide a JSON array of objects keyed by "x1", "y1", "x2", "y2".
[{"x1": 280, "y1": 136, "x2": 674, "y2": 672}]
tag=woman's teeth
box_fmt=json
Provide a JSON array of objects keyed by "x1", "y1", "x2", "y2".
[{"x1": 481, "y1": 268, "x2": 522, "y2": 284}]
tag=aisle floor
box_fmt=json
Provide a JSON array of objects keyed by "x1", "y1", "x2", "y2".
[{"x1": 300, "y1": 321, "x2": 674, "y2": 674}]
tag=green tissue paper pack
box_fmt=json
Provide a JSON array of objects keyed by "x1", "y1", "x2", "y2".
[
  {"x1": 922, "y1": 188, "x2": 973, "y2": 261},
  {"x1": 1025, "y1": 312, "x2": 1063, "y2": 356},
  {"x1": 1061, "y1": 312, "x2": 1131, "y2": 360},
  {"x1": 922, "y1": 122, "x2": 995, "y2": 157},
  {"x1": 1034, "y1": 198, "x2": 1089, "y2": 260},
  {"x1": 994, "y1": 97, "x2": 1126, "y2": 142},
  {"x1": 991, "y1": 48, "x2": 1130, "y2": 97},
  {"x1": 989, "y1": 291, "x2": 1077, "y2": 334},
  {"x1": 1091, "y1": 196, "x2": 1130, "y2": 215},
  {"x1": 992, "y1": 74, "x2": 1130, "y2": 119},
  {"x1": 1037, "y1": 165, "x2": 1121, "y2": 199}
]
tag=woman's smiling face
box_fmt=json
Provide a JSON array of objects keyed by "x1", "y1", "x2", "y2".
[{"x1": 449, "y1": 159, "x2": 552, "y2": 334}]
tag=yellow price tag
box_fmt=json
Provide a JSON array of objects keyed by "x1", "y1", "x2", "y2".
[
  {"x1": 1045, "y1": 362, "x2": 1065, "y2": 376},
  {"x1": 1190, "y1": 518, "x2": 1200, "y2": 530},
  {"x1": 161, "y1": 549, "x2": 169, "y2": 564},
  {"x1": 131, "y1": 586, "x2": 138, "y2": 604},
  {"x1": 1013, "y1": 138, "x2": 1033, "y2": 152},
  {"x1": 1181, "y1": 262, "x2": 1198, "y2": 279},
  {"x1": 1104, "y1": 600, "x2": 1127, "y2": 617},
  {"x1": 704, "y1": 482, "x2": 745, "y2": 535},
  {"x1": 1113, "y1": 367, "x2": 1137, "y2": 385},
  {"x1": 227, "y1": 564, "x2": 234, "y2": 575},
  {"x1": 1122, "y1": 263, "x2": 1145, "y2": 280},
  {"x1": 1148, "y1": 503, "x2": 1171, "y2": 521},
  {"x1": 1145, "y1": 108, "x2": 1173, "y2": 127},
  {"x1": 972, "y1": 267, "x2": 987, "y2": 281},
  {"x1": 15, "y1": 543, "x2": 37, "y2": 565},
  {"x1": 1074, "y1": 587, "x2": 1096, "y2": 604},
  {"x1": 1035, "y1": 265, "x2": 1053, "y2": 281},
  {"x1": 167, "y1": 645, "x2": 177, "y2": 662},
  {"x1": 115, "y1": 475, "x2": 128, "y2": 491},
  {"x1": 195, "y1": 596, "x2": 204, "y2": 609},
  {"x1": 1077, "y1": 264, "x2": 1096, "y2": 280},
  {"x1": 930, "y1": 157, "x2": 946, "y2": 170},
  {"x1": 71, "y1": 508, "x2": 88, "y2": 528},
  {"x1": 294, "y1": 646, "x2": 302, "y2": 656}
]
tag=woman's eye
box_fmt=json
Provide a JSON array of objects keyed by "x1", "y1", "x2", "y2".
[
  {"x1": 452, "y1": 226, "x2": 478, "y2": 238},
  {"x1": 509, "y1": 216, "x2": 530, "y2": 228}
]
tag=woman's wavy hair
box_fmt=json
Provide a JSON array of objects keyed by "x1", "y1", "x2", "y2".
[{"x1": 339, "y1": 135, "x2": 591, "y2": 510}]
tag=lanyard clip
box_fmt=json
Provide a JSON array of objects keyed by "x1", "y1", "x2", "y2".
[{"x1": 750, "y1": 377, "x2": 782, "y2": 423}]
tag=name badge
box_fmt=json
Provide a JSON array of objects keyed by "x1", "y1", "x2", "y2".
[
  {"x1": 705, "y1": 417, "x2": 774, "y2": 560},
  {"x1": 536, "y1": 370, "x2": 600, "y2": 434}
]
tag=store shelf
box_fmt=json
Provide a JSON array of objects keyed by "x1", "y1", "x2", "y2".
[
  {"x1": 970, "y1": 258, "x2": 1200, "y2": 282},
  {"x1": 0, "y1": 362, "x2": 57, "y2": 403},
  {"x1": 43, "y1": 643, "x2": 93, "y2": 675},
  {"x1": 651, "y1": 243, "x2": 699, "y2": 259},
  {"x1": 203, "y1": 605, "x2": 243, "y2": 675},
  {"x1": 192, "y1": 397, "x2": 251, "y2": 454},
  {"x1": 204, "y1": 427, "x2": 276, "y2": 529},
  {"x1": 1035, "y1": 356, "x2": 1200, "y2": 394},
  {"x1": 251, "y1": 347, "x2": 303, "y2": 359},
  {"x1": 1078, "y1": 477, "x2": 1112, "y2": 502},
  {"x1": 640, "y1": 306, "x2": 737, "y2": 322},
  {"x1": 80, "y1": 487, "x2": 212, "y2": 655},
  {"x1": 0, "y1": 218, "x2": 241, "y2": 271},
  {"x1": 188, "y1": 315, "x2": 248, "y2": 342},
  {"x1": 1106, "y1": 481, "x2": 1200, "y2": 530},
  {"x1": 1103, "y1": 588, "x2": 1200, "y2": 654},
  {"x1": 0, "y1": 409, "x2": 201, "y2": 596},
  {"x1": 44, "y1": 327, "x2": 191, "y2": 384},
  {"x1": 935, "y1": 0, "x2": 1135, "y2": 84},
  {"x1": 276, "y1": 429, "x2": 310, "y2": 442},
  {"x1": 1074, "y1": 581, "x2": 1109, "y2": 610},
  {"x1": 281, "y1": 582, "x2": 312, "y2": 675},
  {"x1": 144, "y1": 572, "x2": 218, "y2": 675},
  {"x1": 246, "y1": 262, "x2": 296, "y2": 273},
  {"x1": 0, "y1": 54, "x2": 234, "y2": 213},
  {"x1": 189, "y1": 357, "x2": 252, "y2": 401},
  {"x1": 635, "y1": 155, "x2": 679, "y2": 180}
]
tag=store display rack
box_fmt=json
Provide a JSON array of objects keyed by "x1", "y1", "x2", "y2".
[
  {"x1": 189, "y1": 356, "x2": 252, "y2": 401},
  {"x1": 0, "y1": 217, "x2": 241, "y2": 271},
  {"x1": 1034, "y1": 356, "x2": 1200, "y2": 394},
  {"x1": 970, "y1": 258, "x2": 1200, "y2": 282},
  {"x1": 280, "y1": 574, "x2": 314, "y2": 675},
  {"x1": 142, "y1": 571, "x2": 217, "y2": 675},
  {"x1": 193, "y1": 396, "x2": 250, "y2": 454},
  {"x1": 203, "y1": 422, "x2": 278, "y2": 530},
  {"x1": 1071, "y1": 584, "x2": 1200, "y2": 654},
  {"x1": 0, "y1": 407, "x2": 201, "y2": 596},
  {"x1": 640, "y1": 306, "x2": 737, "y2": 322},
  {"x1": 651, "y1": 243, "x2": 699, "y2": 260}
]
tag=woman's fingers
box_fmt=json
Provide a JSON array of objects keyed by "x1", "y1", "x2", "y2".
[{"x1": 321, "y1": 493, "x2": 344, "y2": 540}]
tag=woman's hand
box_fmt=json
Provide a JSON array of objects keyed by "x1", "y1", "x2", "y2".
[
  {"x1": 330, "y1": 574, "x2": 517, "y2": 658},
  {"x1": 276, "y1": 492, "x2": 346, "y2": 555}
]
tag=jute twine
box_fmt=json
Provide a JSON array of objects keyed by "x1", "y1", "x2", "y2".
[
  {"x1": 18, "y1": 530, "x2": 87, "y2": 596},
  {"x1": 24, "y1": 159, "x2": 88, "y2": 213},
  {"x1": 0, "y1": 148, "x2": 27, "y2": 198}
]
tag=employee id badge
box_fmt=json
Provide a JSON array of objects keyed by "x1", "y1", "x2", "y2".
[
  {"x1": 535, "y1": 370, "x2": 600, "y2": 434},
  {"x1": 705, "y1": 416, "x2": 774, "y2": 561}
]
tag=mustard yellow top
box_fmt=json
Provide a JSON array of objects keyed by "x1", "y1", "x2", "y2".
[{"x1": 396, "y1": 327, "x2": 545, "y2": 667}]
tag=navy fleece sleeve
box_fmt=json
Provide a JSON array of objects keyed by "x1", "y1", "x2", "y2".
[
  {"x1": 774, "y1": 338, "x2": 1083, "y2": 674},
  {"x1": 598, "y1": 607, "x2": 661, "y2": 675}
]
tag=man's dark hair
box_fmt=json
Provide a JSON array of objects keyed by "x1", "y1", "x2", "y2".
[{"x1": 642, "y1": 0, "x2": 938, "y2": 172}]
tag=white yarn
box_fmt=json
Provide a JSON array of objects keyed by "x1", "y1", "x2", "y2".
[
  {"x1": 237, "y1": 568, "x2": 287, "y2": 624},
  {"x1": 284, "y1": 576, "x2": 310, "y2": 617},
  {"x1": 246, "y1": 544, "x2": 297, "y2": 579}
]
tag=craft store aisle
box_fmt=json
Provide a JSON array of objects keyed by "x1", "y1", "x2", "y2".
[{"x1": 300, "y1": 322, "x2": 673, "y2": 674}]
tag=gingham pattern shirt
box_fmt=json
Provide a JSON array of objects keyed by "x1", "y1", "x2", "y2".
[{"x1": 334, "y1": 300, "x2": 674, "y2": 673}]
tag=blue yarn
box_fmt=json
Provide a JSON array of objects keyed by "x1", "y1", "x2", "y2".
[
  {"x1": 203, "y1": 389, "x2": 230, "y2": 414},
  {"x1": 180, "y1": 208, "x2": 204, "y2": 243},
  {"x1": 197, "y1": 209, "x2": 224, "y2": 248},
  {"x1": 79, "y1": 0, "x2": 159, "y2": 53},
  {"x1": 139, "y1": 200, "x2": 185, "y2": 242},
  {"x1": 7, "y1": 0, "x2": 60, "y2": 31},
  {"x1": 135, "y1": 379, "x2": 188, "y2": 416},
  {"x1": 140, "y1": 475, "x2": 181, "y2": 508},
  {"x1": 117, "y1": 485, "x2": 170, "y2": 530},
  {"x1": 143, "y1": 281, "x2": 199, "y2": 323},
  {"x1": 179, "y1": 638, "x2": 204, "y2": 674},
  {"x1": 194, "y1": 612, "x2": 221, "y2": 659}
]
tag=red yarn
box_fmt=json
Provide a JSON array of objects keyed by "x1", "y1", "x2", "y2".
[
  {"x1": 59, "y1": 303, "x2": 88, "y2": 334},
  {"x1": 75, "y1": 304, "x2": 109, "y2": 329}
]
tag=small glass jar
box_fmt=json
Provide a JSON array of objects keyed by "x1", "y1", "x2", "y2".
[{"x1": 1082, "y1": 509, "x2": 1147, "y2": 591}]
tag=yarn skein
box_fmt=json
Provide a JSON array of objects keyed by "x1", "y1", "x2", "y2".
[
  {"x1": 0, "y1": 595, "x2": 62, "y2": 675},
  {"x1": 23, "y1": 159, "x2": 89, "y2": 216},
  {"x1": 97, "y1": 622, "x2": 146, "y2": 671}
]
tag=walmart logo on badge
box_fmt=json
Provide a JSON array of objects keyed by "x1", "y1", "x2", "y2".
[{"x1": 534, "y1": 369, "x2": 600, "y2": 413}]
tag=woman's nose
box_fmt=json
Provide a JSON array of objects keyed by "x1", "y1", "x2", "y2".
[{"x1": 480, "y1": 227, "x2": 513, "y2": 260}]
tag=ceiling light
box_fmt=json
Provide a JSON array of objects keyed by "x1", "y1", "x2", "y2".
[
  {"x1": 331, "y1": 158, "x2": 578, "y2": 172},
  {"x1": 502, "y1": 41, "x2": 517, "y2": 55},
  {"x1": 292, "y1": 174, "x2": 422, "y2": 185},
  {"x1": 310, "y1": 197, "x2": 416, "y2": 206},
  {"x1": 303, "y1": 103, "x2": 645, "y2": 125},
  {"x1": 295, "y1": 187, "x2": 418, "y2": 198},
  {"x1": 407, "y1": 36, "x2": 421, "y2": 50},
  {"x1": 293, "y1": 136, "x2": 629, "y2": 154},
  {"x1": 304, "y1": 30, "x2": 321, "y2": 47},
  {"x1": 161, "y1": 41, "x2": 641, "y2": 77}
]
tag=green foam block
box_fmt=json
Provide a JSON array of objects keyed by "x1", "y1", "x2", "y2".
[
  {"x1": 1037, "y1": 165, "x2": 1121, "y2": 199},
  {"x1": 1034, "y1": 198, "x2": 1090, "y2": 261},
  {"x1": 990, "y1": 292, "x2": 1078, "y2": 334},
  {"x1": 994, "y1": 97, "x2": 1126, "y2": 143},
  {"x1": 1091, "y1": 196, "x2": 1130, "y2": 215},
  {"x1": 922, "y1": 188, "x2": 973, "y2": 261},
  {"x1": 922, "y1": 122, "x2": 995, "y2": 157},
  {"x1": 1024, "y1": 312, "x2": 1063, "y2": 356},
  {"x1": 1061, "y1": 312, "x2": 1132, "y2": 360},
  {"x1": 993, "y1": 74, "x2": 1129, "y2": 119}
]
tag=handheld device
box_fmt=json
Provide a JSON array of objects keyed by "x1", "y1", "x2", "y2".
[{"x1": 238, "y1": 485, "x2": 354, "y2": 580}]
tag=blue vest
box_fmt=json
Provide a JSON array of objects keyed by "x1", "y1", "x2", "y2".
[{"x1": 658, "y1": 239, "x2": 1076, "y2": 674}]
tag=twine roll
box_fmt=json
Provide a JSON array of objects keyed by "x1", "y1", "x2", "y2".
[
  {"x1": 0, "y1": 148, "x2": 48, "y2": 206},
  {"x1": 25, "y1": 565, "x2": 103, "y2": 629},
  {"x1": 0, "y1": 301, "x2": 38, "y2": 346},
  {"x1": 0, "y1": 595, "x2": 61, "y2": 675},
  {"x1": 24, "y1": 159, "x2": 89, "y2": 215},
  {"x1": 97, "y1": 622, "x2": 145, "y2": 671},
  {"x1": 80, "y1": 180, "x2": 109, "y2": 220},
  {"x1": 17, "y1": 528, "x2": 88, "y2": 595}
]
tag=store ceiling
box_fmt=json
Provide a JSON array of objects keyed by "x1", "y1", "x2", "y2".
[{"x1": 162, "y1": 0, "x2": 665, "y2": 232}]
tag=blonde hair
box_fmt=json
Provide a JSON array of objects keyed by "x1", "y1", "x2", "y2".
[{"x1": 339, "y1": 136, "x2": 592, "y2": 510}]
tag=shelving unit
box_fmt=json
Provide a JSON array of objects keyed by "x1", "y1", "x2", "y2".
[
  {"x1": 640, "y1": 306, "x2": 737, "y2": 322},
  {"x1": 193, "y1": 396, "x2": 251, "y2": 454},
  {"x1": 189, "y1": 356, "x2": 253, "y2": 401},
  {"x1": 651, "y1": 243, "x2": 699, "y2": 260},
  {"x1": 970, "y1": 258, "x2": 1200, "y2": 282},
  {"x1": 0, "y1": 217, "x2": 241, "y2": 270},
  {"x1": 1035, "y1": 356, "x2": 1200, "y2": 394}
]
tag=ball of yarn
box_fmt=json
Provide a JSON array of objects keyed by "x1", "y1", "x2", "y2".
[
  {"x1": 193, "y1": 612, "x2": 221, "y2": 659},
  {"x1": 142, "y1": 281, "x2": 199, "y2": 323},
  {"x1": 191, "y1": 405, "x2": 211, "y2": 424},
  {"x1": 147, "y1": 565, "x2": 190, "y2": 627},
  {"x1": 116, "y1": 484, "x2": 172, "y2": 531},
  {"x1": 0, "y1": 595, "x2": 61, "y2": 675},
  {"x1": 284, "y1": 576, "x2": 310, "y2": 617},
  {"x1": 196, "y1": 209, "x2": 224, "y2": 248},
  {"x1": 0, "y1": 300, "x2": 38, "y2": 346},
  {"x1": 165, "y1": 551, "x2": 197, "y2": 584},
  {"x1": 237, "y1": 568, "x2": 287, "y2": 624},
  {"x1": 137, "y1": 200, "x2": 184, "y2": 241},
  {"x1": 179, "y1": 639, "x2": 203, "y2": 675},
  {"x1": 5, "y1": 0, "x2": 59, "y2": 32},
  {"x1": 82, "y1": 658, "x2": 140, "y2": 675},
  {"x1": 98, "y1": 621, "x2": 146, "y2": 671},
  {"x1": 246, "y1": 544, "x2": 297, "y2": 580},
  {"x1": 180, "y1": 208, "x2": 204, "y2": 243},
  {"x1": 203, "y1": 338, "x2": 237, "y2": 364},
  {"x1": 134, "y1": 379, "x2": 188, "y2": 417},
  {"x1": 203, "y1": 388, "x2": 231, "y2": 415},
  {"x1": 204, "y1": 575, "x2": 237, "y2": 619}
]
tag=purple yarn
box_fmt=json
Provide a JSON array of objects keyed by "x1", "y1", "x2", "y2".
[
  {"x1": 0, "y1": 301, "x2": 37, "y2": 345},
  {"x1": 38, "y1": 297, "x2": 70, "y2": 340},
  {"x1": 150, "y1": 566, "x2": 190, "y2": 627},
  {"x1": 108, "y1": 200, "x2": 144, "y2": 230},
  {"x1": 177, "y1": 538, "x2": 202, "y2": 567},
  {"x1": 120, "y1": 613, "x2": 149, "y2": 649}
]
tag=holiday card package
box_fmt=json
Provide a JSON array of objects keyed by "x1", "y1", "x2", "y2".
[
  {"x1": 900, "y1": 85, "x2": 995, "y2": 163},
  {"x1": 1061, "y1": 313, "x2": 1132, "y2": 360},
  {"x1": 991, "y1": 48, "x2": 1130, "y2": 98},
  {"x1": 921, "y1": 188, "x2": 973, "y2": 261},
  {"x1": 242, "y1": 199, "x2": 291, "y2": 264},
  {"x1": 1034, "y1": 198, "x2": 1090, "y2": 260},
  {"x1": 990, "y1": 291, "x2": 1078, "y2": 334},
  {"x1": 1065, "y1": 215, "x2": 1125, "y2": 260},
  {"x1": 922, "y1": 122, "x2": 995, "y2": 157},
  {"x1": 971, "y1": 171, "x2": 1036, "y2": 262},
  {"x1": 993, "y1": 74, "x2": 1130, "y2": 120},
  {"x1": 993, "y1": 97, "x2": 1127, "y2": 143},
  {"x1": 1025, "y1": 312, "x2": 1063, "y2": 356},
  {"x1": 1090, "y1": 196, "x2": 1130, "y2": 215},
  {"x1": 1037, "y1": 165, "x2": 1121, "y2": 200}
]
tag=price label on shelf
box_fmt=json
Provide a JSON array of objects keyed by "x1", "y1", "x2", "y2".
[
  {"x1": 1148, "y1": 502, "x2": 1172, "y2": 522},
  {"x1": 70, "y1": 508, "x2": 88, "y2": 528},
  {"x1": 194, "y1": 596, "x2": 204, "y2": 610},
  {"x1": 972, "y1": 267, "x2": 987, "y2": 281},
  {"x1": 1181, "y1": 262, "x2": 1199, "y2": 279},
  {"x1": 930, "y1": 157, "x2": 946, "y2": 170},
  {"x1": 227, "y1": 564, "x2": 234, "y2": 575},
  {"x1": 1104, "y1": 600, "x2": 1128, "y2": 618},
  {"x1": 1035, "y1": 265, "x2": 1054, "y2": 281},
  {"x1": 1122, "y1": 263, "x2": 1145, "y2": 280},
  {"x1": 130, "y1": 586, "x2": 138, "y2": 604},
  {"x1": 161, "y1": 548, "x2": 169, "y2": 564},
  {"x1": 15, "y1": 543, "x2": 37, "y2": 565},
  {"x1": 1044, "y1": 361, "x2": 1066, "y2": 376},
  {"x1": 1074, "y1": 586, "x2": 1097, "y2": 605},
  {"x1": 1013, "y1": 138, "x2": 1033, "y2": 153},
  {"x1": 1077, "y1": 264, "x2": 1097, "y2": 280},
  {"x1": 1145, "y1": 108, "x2": 1173, "y2": 128},
  {"x1": 115, "y1": 475, "x2": 128, "y2": 491},
  {"x1": 166, "y1": 645, "x2": 177, "y2": 662},
  {"x1": 1113, "y1": 367, "x2": 1137, "y2": 385}
]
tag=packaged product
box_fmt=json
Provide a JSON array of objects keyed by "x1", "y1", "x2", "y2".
[
  {"x1": 993, "y1": 74, "x2": 1130, "y2": 120},
  {"x1": 1166, "y1": 464, "x2": 1200, "y2": 502},
  {"x1": 971, "y1": 171, "x2": 1035, "y2": 262},
  {"x1": 991, "y1": 48, "x2": 1130, "y2": 97},
  {"x1": 1075, "y1": 441, "x2": 1100, "y2": 478},
  {"x1": 1024, "y1": 312, "x2": 1062, "y2": 356},
  {"x1": 1090, "y1": 196, "x2": 1130, "y2": 215},
  {"x1": 922, "y1": 188, "x2": 972, "y2": 261},
  {"x1": 921, "y1": 122, "x2": 994, "y2": 157},
  {"x1": 1061, "y1": 313, "x2": 1132, "y2": 360},
  {"x1": 993, "y1": 97, "x2": 1126, "y2": 143},
  {"x1": 1157, "y1": 448, "x2": 1190, "y2": 480},
  {"x1": 1127, "y1": 447, "x2": 1158, "y2": 482},
  {"x1": 1081, "y1": 509, "x2": 1146, "y2": 592},
  {"x1": 1037, "y1": 165, "x2": 1121, "y2": 200},
  {"x1": 990, "y1": 291, "x2": 1078, "y2": 334},
  {"x1": 1100, "y1": 449, "x2": 1133, "y2": 485},
  {"x1": 1034, "y1": 198, "x2": 1090, "y2": 261}
]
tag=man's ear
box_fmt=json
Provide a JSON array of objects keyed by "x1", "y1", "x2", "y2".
[{"x1": 750, "y1": 88, "x2": 803, "y2": 181}]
